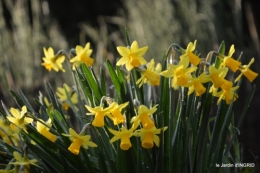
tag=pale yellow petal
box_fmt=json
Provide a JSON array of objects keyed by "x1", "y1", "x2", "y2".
[
  {"x1": 130, "y1": 41, "x2": 139, "y2": 52},
  {"x1": 117, "y1": 47, "x2": 130, "y2": 57},
  {"x1": 161, "y1": 68, "x2": 174, "y2": 78},
  {"x1": 9, "y1": 108, "x2": 20, "y2": 119},
  {"x1": 13, "y1": 151, "x2": 23, "y2": 161},
  {"x1": 116, "y1": 57, "x2": 129, "y2": 66},
  {"x1": 135, "y1": 46, "x2": 148, "y2": 57},
  {"x1": 110, "y1": 136, "x2": 121, "y2": 143},
  {"x1": 125, "y1": 62, "x2": 134, "y2": 71},
  {"x1": 82, "y1": 141, "x2": 97, "y2": 148},
  {"x1": 153, "y1": 135, "x2": 160, "y2": 147},
  {"x1": 137, "y1": 57, "x2": 147, "y2": 65},
  {"x1": 47, "y1": 47, "x2": 55, "y2": 57},
  {"x1": 76, "y1": 45, "x2": 84, "y2": 54}
]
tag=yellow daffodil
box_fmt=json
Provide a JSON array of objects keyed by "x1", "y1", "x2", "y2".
[
  {"x1": 36, "y1": 118, "x2": 57, "y2": 142},
  {"x1": 70, "y1": 43, "x2": 94, "y2": 70},
  {"x1": 6, "y1": 106, "x2": 33, "y2": 132},
  {"x1": 220, "y1": 45, "x2": 241, "y2": 72},
  {"x1": 108, "y1": 123, "x2": 138, "y2": 150},
  {"x1": 0, "y1": 118, "x2": 20, "y2": 146},
  {"x1": 212, "y1": 84, "x2": 239, "y2": 105},
  {"x1": 235, "y1": 58, "x2": 258, "y2": 82},
  {"x1": 184, "y1": 71, "x2": 210, "y2": 96},
  {"x1": 134, "y1": 126, "x2": 168, "y2": 149},
  {"x1": 41, "y1": 47, "x2": 65, "y2": 72},
  {"x1": 161, "y1": 57, "x2": 197, "y2": 89},
  {"x1": 108, "y1": 102, "x2": 129, "y2": 125},
  {"x1": 209, "y1": 66, "x2": 228, "y2": 88},
  {"x1": 131, "y1": 105, "x2": 157, "y2": 130},
  {"x1": 136, "y1": 59, "x2": 161, "y2": 87},
  {"x1": 180, "y1": 40, "x2": 201, "y2": 66},
  {"x1": 85, "y1": 105, "x2": 114, "y2": 127},
  {"x1": 63, "y1": 128, "x2": 97, "y2": 155},
  {"x1": 56, "y1": 83, "x2": 78, "y2": 110},
  {"x1": 116, "y1": 41, "x2": 148, "y2": 71},
  {"x1": 10, "y1": 151, "x2": 38, "y2": 173}
]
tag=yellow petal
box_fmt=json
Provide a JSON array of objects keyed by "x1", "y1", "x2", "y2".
[
  {"x1": 117, "y1": 47, "x2": 130, "y2": 57},
  {"x1": 68, "y1": 138, "x2": 83, "y2": 155}
]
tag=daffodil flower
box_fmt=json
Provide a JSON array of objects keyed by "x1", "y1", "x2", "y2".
[
  {"x1": 180, "y1": 40, "x2": 201, "y2": 66},
  {"x1": 41, "y1": 47, "x2": 65, "y2": 72},
  {"x1": 108, "y1": 102, "x2": 129, "y2": 125},
  {"x1": 116, "y1": 41, "x2": 148, "y2": 71},
  {"x1": 235, "y1": 58, "x2": 258, "y2": 82},
  {"x1": 184, "y1": 71, "x2": 210, "y2": 96},
  {"x1": 56, "y1": 83, "x2": 78, "y2": 110},
  {"x1": 133, "y1": 126, "x2": 168, "y2": 149},
  {"x1": 6, "y1": 106, "x2": 33, "y2": 132},
  {"x1": 212, "y1": 84, "x2": 239, "y2": 105},
  {"x1": 36, "y1": 118, "x2": 57, "y2": 142},
  {"x1": 161, "y1": 57, "x2": 197, "y2": 89},
  {"x1": 136, "y1": 59, "x2": 161, "y2": 87},
  {"x1": 220, "y1": 45, "x2": 241, "y2": 72},
  {"x1": 0, "y1": 118, "x2": 20, "y2": 146},
  {"x1": 108, "y1": 123, "x2": 138, "y2": 150},
  {"x1": 85, "y1": 105, "x2": 114, "y2": 127},
  {"x1": 63, "y1": 128, "x2": 97, "y2": 155},
  {"x1": 208, "y1": 66, "x2": 228, "y2": 88},
  {"x1": 10, "y1": 151, "x2": 38, "y2": 173},
  {"x1": 131, "y1": 105, "x2": 157, "y2": 130},
  {"x1": 70, "y1": 43, "x2": 94, "y2": 70}
]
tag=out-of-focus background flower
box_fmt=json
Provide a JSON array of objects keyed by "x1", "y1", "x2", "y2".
[{"x1": 0, "y1": 0, "x2": 259, "y2": 162}]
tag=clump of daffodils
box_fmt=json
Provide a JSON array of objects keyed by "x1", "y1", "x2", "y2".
[
  {"x1": 0, "y1": 37, "x2": 257, "y2": 173},
  {"x1": 41, "y1": 39, "x2": 257, "y2": 153}
]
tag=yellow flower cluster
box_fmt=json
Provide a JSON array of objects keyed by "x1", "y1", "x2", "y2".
[
  {"x1": 38, "y1": 40, "x2": 258, "y2": 155},
  {"x1": 85, "y1": 98, "x2": 167, "y2": 151},
  {"x1": 41, "y1": 43, "x2": 94, "y2": 72},
  {"x1": 116, "y1": 40, "x2": 258, "y2": 105}
]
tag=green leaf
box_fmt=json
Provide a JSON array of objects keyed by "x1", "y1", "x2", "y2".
[
  {"x1": 26, "y1": 142, "x2": 64, "y2": 173},
  {"x1": 125, "y1": 28, "x2": 131, "y2": 47},
  {"x1": 100, "y1": 67, "x2": 107, "y2": 96},
  {"x1": 52, "y1": 110, "x2": 69, "y2": 134},
  {"x1": 17, "y1": 89, "x2": 38, "y2": 115},
  {"x1": 81, "y1": 63, "x2": 102, "y2": 103},
  {"x1": 45, "y1": 83, "x2": 63, "y2": 113},
  {"x1": 106, "y1": 59, "x2": 123, "y2": 100},
  {"x1": 237, "y1": 85, "x2": 256, "y2": 129},
  {"x1": 215, "y1": 41, "x2": 225, "y2": 68},
  {"x1": 9, "y1": 90, "x2": 24, "y2": 108},
  {"x1": 75, "y1": 68, "x2": 94, "y2": 106}
]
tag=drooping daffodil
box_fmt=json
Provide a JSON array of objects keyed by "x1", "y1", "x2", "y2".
[
  {"x1": 134, "y1": 126, "x2": 168, "y2": 149},
  {"x1": 220, "y1": 45, "x2": 241, "y2": 72},
  {"x1": 180, "y1": 40, "x2": 201, "y2": 66},
  {"x1": 131, "y1": 105, "x2": 157, "y2": 130},
  {"x1": 108, "y1": 122, "x2": 138, "y2": 150},
  {"x1": 63, "y1": 128, "x2": 97, "y2": 155},
  {"x1": 85, "y1": 105, "x2": 114, "y2": 127},
  {"x1": 36, "y1": 118, "x2": 57, "y2": 142},
  {"x1": 235, "y1": 58, "x2": 258, "y2": 82}
]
